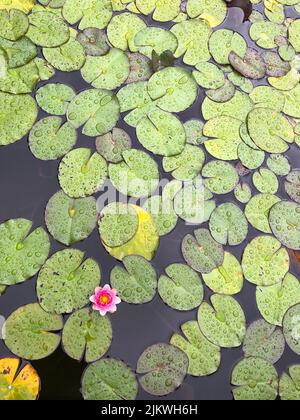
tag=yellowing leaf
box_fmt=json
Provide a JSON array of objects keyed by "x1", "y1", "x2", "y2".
[
  {"x1": 0, "y1": 0, "x2": 34, "y2": 13},
  {"x1": 0, "y1": 358, "x2": 40, "y2": 400}
]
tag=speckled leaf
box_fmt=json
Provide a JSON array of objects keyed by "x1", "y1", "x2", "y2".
[
  {"x1": 186, "y1": 0, "x2": 227, "y2": 27},
  {"x1": 76, "y1": 28, "x2": 109, "y2": 56},
  {"x1": 134, "y1": 27, "x2": 178, "y2": 58},
  {"x1": 143, "y1": 195, "x2": 178, "y2": 236},
  {"x1": 162, "y1": 145, "x2": 204, "y2": 181},
  {"x1": 202, "y1": 91, "x2": 253, "y2": 122},
  {"x1": 285, "y1": 170, "x2": 300, "y2": 203},
  {"x1": 107, "y1": 12, "x2": 146, "y2": 52},
  {"x1": 229, "y1": 48, "x2": 266, "y2": 79},
  {"x1": 269, "y1": 201, "x2": 300, "y2": 250},
  {"x1": 267, "y1": 154, "x2": 291, "y2": 176},
  {"x1": 209, "y1": 29, "x2": 247, "y2": 65},
  {"x1": 234, "y1": 183, "x2": 252, "y2": 204},
  {"x1": 245, "y1": 194, "x2": 281, "y2": 233},
  {"x1": 202, "y1": 161, "x2": 239, "y2": 194},
  {"x1": 63, "y1": 0, "x2": 113, "y2": 30},
  {"x1": 253, "y1": 168, "x2": 279, "y2": 194},
  {"x1": 136, "y1": 0, "x2": 181, "y2": 22},
  {"x1": 27, "y1": 11, "x2": 69, "y2": 47},
  {"x1": 36, "y1": 83, "x2": 76, "y2": 116},
  {"x1": 96, "y1": 128, "x2": 131, "y2": 164},
  {"x1": 283, "y1": 304, "x2": 300, "y2": 355},
  {"x1": 43, "y1": 36, "x2": 86, "y2": 72},
  {"x1": 280, "y1": 365, "x2": 300, "y2": 401},
  {"x1": 0, "y1": 9, "x2": 28, "y2": 41}
]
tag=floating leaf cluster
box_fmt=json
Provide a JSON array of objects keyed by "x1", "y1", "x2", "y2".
[{"x1": 0, "y1": 0, "x2": 300, "y2": 401}]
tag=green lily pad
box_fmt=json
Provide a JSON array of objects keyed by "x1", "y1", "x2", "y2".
[
  {"x1": 76, "y1": 28, "x2": 109, "y2": 56},
  {"x1": 0, "y1": 9, "x2": 28, "y2": 41},
  {"x1": 283, "y1": 304, "x2": 300, "y2": 355},
  {"x1": 81, "y1": 358, "x2": 138, "y2": 400},
  {"x1": 81, "y1": 48, "x2": 130, "y2": 90},
  {"x1": 209, "y1": 203, "x2": 248, "y2": 246},
  {"x1": 34, "y1": 57, "x2": 55, "y2": 80},
  {"x1": 280, "y1": 365, "x2": 300, "y2": 401},
  {"x1": 134, "y1": 27, "x2": 178, "y2": 58},
  {"x1": 283, "y1": 85, "x2": 300, "y2": 118},
  {"x1": 243, "y1": 319, "x2": 285, "y2": 363},
  {"x1": 36, "y1": 83, "x2": 76, "y2": 115},
  {"x1": 267, "y1": 154, "x2": 291, "y2": 176},
  {"x1": 147, "y1": 66, "x2": 197, "y2": 113},
  {"x1": 0, "y1": 92, "x2": 37, "y2": 146},
  {"x1": 109, "y1": 149, "x2": 159, "y2": 198},
  {"x1": 229, "y1": 48, "x2": 266, "y2": 80},
  {"x1": 209, "y1": 29, "x2": 247, "y2": 65},
  {"x1": 136, "y1": 0, "x2": 181, "y2": 21},
  {"x1": 202, "y1": 161, "x2": 239, "y2": 194},
  {"x1": 67, "y1": 89, "x2": 120, "y2": 137},
  {"x1": 202, "y1": 91, "x2": 253, "y2": 122},
  {"x1": 250, "y1": 20, "x2": 286, "y2": 49},
  {"x1": 256, "y1": 273, "x2": 300, "y2": 326},
  {"x1": 232, "y1": 357, "x2": 278, "y2": 400},
  {"x1": 96, "y1": 128, "x2": 131, "y2": 164},
  {"x1": 198, "y1": 294, "x2": 246, "y2": 348},
  {"x1": 242, "y1": 235, "x2": 290, "y2": 286},
  {"x1": 29, "y1": 117, "x2": 77, "y2": 161},
  {"x1": 239, "y1": 121, "x2": 261, "y2": 150},
  {"x1": 27, "y1": 11, "x2": 69, "y2": 47},
  {"x1": 269, "y1": 201, "x2": 300, "y2": 250},
  {"x1": 245, "y1": 194, "x2": 281, "y2": 233},
  {"x1": 45, "y1": 190, "x2": 97, "y2": 246},
  {"x1": 99, "y1": 203, "x2": 138, "y2": 248},
  {"x1": 202, "y1": 252, "x2": 244, "y2": 295},
  {"x1": 238, "y1": 142, "x2": 265, "y2": 170},
  {"x1": 137, "y1": 343, "x2": 188, "y2": 396},
  {"x1": 250, "y1": 86, "x2": 285, "y2": 112},
  {"x1": 43, "y1": 36, "x2": 86, "y2": 72},
  {"x1": 0, "y1": 60, "x2": 41, "y2": 94},
  {"x1": 289, "y1": 19, "x2": 300, "y2": 52},
  {"x1": 182, "y1": 228, "x2": 224, "y2": 274},
  {"x1": 170, "y1": 321, "x2": 221, "y2": 377},
  {"x1": 58, "y1": 148, "x2": 107, "y2": 198},
  {"x1": 193, "y1": 62, "x2": 225, "y2": 90},
  {"x1": 158, "y1": 264, "x2": 203, "y2": 311},
  {"x1": 184, "y1": 120, "x2": 206, "y2": 146},
  {"x1": 3, "y1": 303, "x2": 63, "y2": 361},
  {"x1": 253, "y1": 168, "x2": 279, "y2": 194},
  {"x1": 37, "y1": 249, "x2": 101, "y2": 314},
  {"x1": 285, "y1": 170, "x2": 300, "y2": 203},
  {"x1": 62, "y1": 308, "x2": 112, "y2": 363},
  {"x1": 171, "y1": 19, "x2": 211, "y2": 65},
  {"x1": 0, "y1": 36, "x2": 37, "y2": 69},
  {"x1": 0, "y1": 219, "x2": 50, "y2": 286},
  {"x1": 186, "y1": 0, "x2": 227, "y2": 27},
  {"x1": 203, "y1": 116, "x2": 242, "y2": 161},
  {"x1": 63, "y1": 0, "x2": 113, "y2": 30},
  {"x1": 247, "y1": 108, "x2": 294, "y2": 153},
  {"x1": 269, "y1": 67, "x2": 300, "y2": 91},
  {"x1": 137, "y1": 109, "x2": 186, "y2": 157},
  {"x1": 107, "y1": 12, "x2": 146, "y2": 52},
  {"x1": 206, "y1": 79, "x2": 236, "y2": 103},
  {"x1": 143, "y1": 195, "x2": 178, "y2": 236},
  {"x1": 162, "y1": 145, "x2": 205, "y2": 181},
  {"x1": 110, "y1": 255, "x2": 157, "y2": 304},
  {"x1": 234, "y1": 183, "x2": 252, "y2": 204}
]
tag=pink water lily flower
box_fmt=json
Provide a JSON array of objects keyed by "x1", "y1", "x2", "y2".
[{"x1": 90, "y1": 284, "x2": 121, "y2": 316}]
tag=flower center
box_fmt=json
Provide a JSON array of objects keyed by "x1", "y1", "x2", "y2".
[{"x1": 98, "y1": 292, "x2": 111, "y2": 306}]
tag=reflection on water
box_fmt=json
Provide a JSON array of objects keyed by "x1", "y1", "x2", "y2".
[{"x1": 0, "y1": 1, "x2": 300, "y2": 400}]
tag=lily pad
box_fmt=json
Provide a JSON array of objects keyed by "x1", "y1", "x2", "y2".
[
  {"x1": 171, "y1": 19, "x2": 211, "y2": 65},
  {"x1": 67, "y1": 89, "x2": 120, "y2": 137},
  {"x1": 36, "y1": 83, "x2": 76, "y2": 116},
  {"x1": 62, "y1": 308, "x2": 112, "y2": 363},
  {"x1": 193, "y1": 62, "x2": 225, "y2": 90},
  {"x1": 3, "y1": 303, "x2": 63, "y2": 360},
  {"x1": 206, "y1": 79, "x2": 236, "y2": 103},
  {"x1": 162, "y1": 145, "x2": 204, "y2": 181},
  {"x1": 43, "y1": 36, "x2": 86, "y2": 72},
  {"x1": 45, "y1": 190, "x2": 97, "y2": 245},
  {"x1": 245, "y1": 194, "x2": 281, "y2": 233},
  {"x1": 186, "y1": 0, "x2": 227, "y2": 27},
  {"x1": 29, "y1": 117, "x2": 77, "y2": 161},
  {"x1": 109, "y1": 149, "x2": 159, "y2": 198},
  {"x1": 250, "y1": 85, "x2": 285, "y2": 112},
  {"x1": 184, "y1": 120, "x2": 206, "y2": 146},
  {"x1": 202, "y1": 252, "x2": 244, "y2": 295},
  {"x1": 0, "y1": 59, "x2": 41, "y2": 94},
  {"x1": 170, "y1": 321, "x2": 221, "y2": 377},
  {"x1": 81, "y1": 48, "x2": 130, "y2": 90},
  {"x1": 82, "y1": 358, "x2": 138, "y2": 400},
  {"x1": 96, "y1": 128, "x2": 132, "y2": 164},
  {"x1": 269, "y1": 201, "x2": 300, "y2": 250},
  {"x1": 27, "y1": 11, "x2": 70, "y2": 47},
  {"x1": 0, "y1": 9, "x2": 28, "y2": 41},
  {"x1": 243, "y1": 319, "x2": 285, "y2": 363},
  {"x1": 242, "y1": 235, "x2": 290, "y2": 286},
  {"x1": 143, "y1": 195, "x2": 178, "y2": 236},
  {"x1": 107, "y1": 12, "x2": 146, "y2": 52},
  {"x1": 147, "y1": 66, "x2": 197, "y2": 113},
  {"x1": 229, "y1": 48, "x2": 266, "y2": 80},
  {"x1": 280, "y1": 365, "x2": 300, "y2": 401},
  {"x1": 126, "y1": 52, "x2": 152, "y2": 83},
  {"x1": 137, "y1": 343, "x2": 188, "y2": 396},
  {"x1": 0, "y1": 219, "x2": 50, "y2": 286},
  {"x1": 0, "y1": 0, "x2": 34, "y2": 13},
  {"x1": 285, "y1": 170, "x2": 300, "y2": 203},
  {"x1": 0, "y1": 358, "x2": 40, "y2": 400},
  {"x1": 0, "y1": 36, "x2": 37, "y2": 69},
  {"x1": 209, "y1": 29, "x2": 247, "y2": 65},
  {"x1": 202, "y1": 91, "x2": 253, "y2": 122},
  {"x1": 137, "y1": 109, "x2": 186, "y2": 157},
  {"x1": 202, "y1": 161, "x2": 239, "y2": 194},
  {"x1": 231, "y1": 357, "x2": 278, "y2": 400},
  {"x1": 63, "y1": 0, "x2": 113, "y2": 30},
  {"x1": 263, "y1": 51, "x2": 291, "y2": 77},
  {"x1": 238, "y1": 142, "x2": 265, "y2": 170},
  {"x1": 0, "y1": 92, "x2": 37, "y2": 146},
  {"x1": 102, "y1": 205, "x2": 159, "y2": 262},
  {"x1": 234, "y1": 183, "x2": 252, "y2": 204},
  {"x1": 267, "y1": 154, "x2": 291, "y2": 176},
  {"x1": 58, "y1": 148, "x2": 107, "y2": 198},
  {"x1": 134, "y1": 27, "x2": 178, "y2": 58},
  {"x1": 289, "y1": 19, "x2": 300, "y2": 52},
  {"x1": 111, "y1": 255, "x2": 157, "y2": 304},
  {"x1": 76, "y1": 28, "x2": 109, "y2": 56},
  {"x1": 253, "y1": 168, "x2": 279, "y2": 194},
  {"x1": 136, "y1": 0, "x2": 181, "y2": 22},
  {"x1": 198, "y1": 294, "x2": 246, "y2": 348},
  {"x1": 250, "y1": 20, "x2": 286, "y2": 49},
  {"x1": 37, "y1": 249, "x2": 101, "y2": 314},
  {"x1": 283, "y1": 304, "x2": 300, "y2": 355},
  {"x1": 256, "y1": 273, "x2": 300, "y2": 326},
  {"x1": 158, "y1": 264, "x2": 203, "y2": 311}
]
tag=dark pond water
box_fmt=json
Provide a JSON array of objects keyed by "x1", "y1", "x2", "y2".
[{"x1": 0, "y1": 1, "x2": 300, "y2": 400}]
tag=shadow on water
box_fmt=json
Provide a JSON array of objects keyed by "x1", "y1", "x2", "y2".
[{"x1": 0, "y1": 1, "x2": 300, "y2": 400}]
